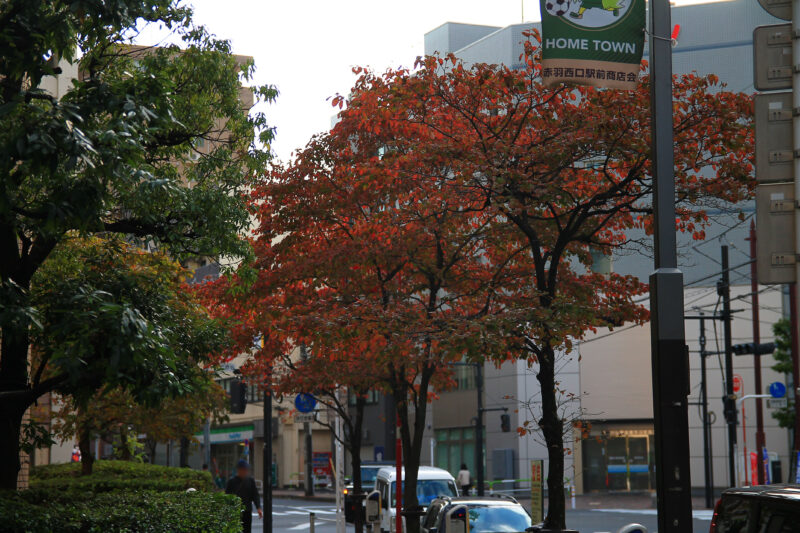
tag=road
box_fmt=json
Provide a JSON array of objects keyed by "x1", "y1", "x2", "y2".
[{"x1": 250, "y1": 498, "x2": 712, "y2": 533}]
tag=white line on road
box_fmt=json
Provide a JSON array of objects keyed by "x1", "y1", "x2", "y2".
[{"x1": 289, "y1": 524, "x2": 310, "y2": 530}]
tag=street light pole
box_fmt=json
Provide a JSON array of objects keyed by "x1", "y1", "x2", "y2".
[
  {"x1": 648, "y1": 0, "x2": 693, "y2": 530},
  {"x1": 264, "y1": 378, "x2": 273, "y2": 533},
  {"x1": 475, "y1": 363, "x2": 485, "y2": 496},
  {"x1": 721, "y1": 246, "x2": 737, "y2": 487}
]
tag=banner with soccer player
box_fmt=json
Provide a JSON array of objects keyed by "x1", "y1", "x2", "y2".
[{"x1": 539, "y1": 0, "x2": 645, "y2": 90}]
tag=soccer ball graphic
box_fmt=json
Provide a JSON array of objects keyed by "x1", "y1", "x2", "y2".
[{"x1": 545, "y1": 0, "x2": 571, "y2": 16}]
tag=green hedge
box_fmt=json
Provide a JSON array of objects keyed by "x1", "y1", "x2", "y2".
[
  {"x1": 30, "y1": 460, "x2": 213, "y2": 492},
  {"x1": 0, "y1": 490, "x2": 242, "y2": 533}
]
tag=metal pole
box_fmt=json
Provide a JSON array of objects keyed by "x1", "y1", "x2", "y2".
[
  {"x1": 310, "y1": 512, "x2": 316, "y2": 533},
  {"x1": 648, "y1": 0, "x2": 693, "y2": 529},
  {"x1": 203, "y1": 419, "x2": 211, "y2": 470},
  {"x1": 396, "y1": 414, "x2": 403, "y2": 533},
  {"x1": 264, "y1": 384, "x2": 273, "y2": 533},
  {"x1": 475, "y1": 363, "x2": 485, "y2": 497},
  {"x1": 792, "y1": 0, "x2": 800, "y2": 487},
  {"x1": 335, "y1": 394, "x2": 345, "y2": 533},
  {"x1": 748, "y1": 221, "x2": 766, "y2": 485},
  {"x1": 790, "y1": 285, "x2": 800, "y2": 480},
  {"x1": 305, "y1": 422, "x2": 314, "y2": 497},
  {"x1": 721, "y1": 245, "x2": 737, "y2": 487},
  {"x1": 699, "y1": 316, "x2": 714, "y2": 508}
]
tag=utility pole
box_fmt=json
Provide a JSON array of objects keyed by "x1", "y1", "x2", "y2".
[
  {"x1": 648, "y1": 0, "x2": 693, "y2": 530},
  {"x1": 748, "y1": 222, "x2": 767, "y2": 484},
  {"x1": 793, "y1": 0, "x2": 800, "y2": 485},
  {"x1": 264, "y1": 378, "x2": 273, "y2": 533},
  {"x1": 699, "y1": 315, "x2": 714, "y2": 507},
  {"x1": 720, "y1": 245, "x2": 737, "y2": 487},
  {"x1": 475, "y1": 363, "x2": 485, "y2": 496},
  {"x1": 305, "y1": 421, "x2": 314, "y2": 497},
  {"x1": 791, "y1": 285, "x2": 800, "y2": 482}
]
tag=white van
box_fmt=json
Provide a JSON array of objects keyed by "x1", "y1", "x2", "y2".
[{"x1": 373, "y1": 466, "x2": 459, "y2": 533}]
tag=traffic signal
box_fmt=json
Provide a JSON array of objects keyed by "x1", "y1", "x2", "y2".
[
  {"x1": 732, "y1": 342, "x2": 775, "y2": 356},
  {"x1": 500, "y1": 414, "x2": 510, "y2": 433},
  {"x1": 230, "y1": 379, "x2": 247, "y2": 414}
]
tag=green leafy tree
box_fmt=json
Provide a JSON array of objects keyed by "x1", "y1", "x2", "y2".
[
  {"x1": 0, "y1": 0, "x2": 274, "y2": 488},
  {"x1": 32, "y1": 236, "x2": 231, "y2": 475},
  {"x1": 771, "y1": 318, "x2": 794, "y2": 430}
]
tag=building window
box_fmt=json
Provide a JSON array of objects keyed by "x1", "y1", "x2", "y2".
[
  {"x1": 455, "y1": 363, "x2": 476, "y2": 391},
  {"x1": 435, "y1": 427, "x2": 475, "y2": 479},
  {"x1": 590, "y1": 247, "x2": 613, "y2": 275},
  {"x1": 218, "y1": 377, "x2": 263, "y2": 403},
  {"x1": 348, "y1": 389, "x2": 380, "y2": 406}
]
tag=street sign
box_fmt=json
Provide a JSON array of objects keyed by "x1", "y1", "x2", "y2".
[
  {"x1": 733, "y1": 374, "x2": 743, "y2": 396},
  {"x1": 754, "y1": 24, "x2": 793, "y2": 91},
  {"x1": 767, "y1": 397, "x2": 788, "y2": 408},
  {"x1": 769, "y1": 381, "x2": 787, "y2": 398},
  {"x1": 756, "y1": 182, "x2": 797, "y2": 284},
  {"x1": 755, "y1": 92, "x2": 794, "y2": 182},
  {"x1": 294, "y1": 413, "x2": 314, "y2": 424},
  {"x1": 758, "y1": 0, "x2": 792, "y2": 21},
  {"x1": 530, "y1": 460, "x2": 543, "y2": 523},
  {"x1": 295, "y1": 393, "x2": 317, "y2": 413}
]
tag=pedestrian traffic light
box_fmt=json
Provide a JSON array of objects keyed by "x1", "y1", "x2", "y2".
[
  {"x1": 230, "y1": 379, "x2": 247, "y2": 414},
  {"x1": 500, "y1": 414, "x2": 510, "y2": 433}
]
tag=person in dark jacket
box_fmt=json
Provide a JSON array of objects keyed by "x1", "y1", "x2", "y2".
[{"x1": 225, "y1": 459, "x2": 262, "y2": 533}]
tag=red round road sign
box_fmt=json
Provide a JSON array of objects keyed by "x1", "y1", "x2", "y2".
[{"x1": 733, "y1": 374, "x2": 743, "y2": 394}]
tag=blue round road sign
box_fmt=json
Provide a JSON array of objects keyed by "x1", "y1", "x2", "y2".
[
  {"x1": 295, "y1": 393, "x2": 317, "y2": 413},
  {"x1": 769, "y1": 381, "x2": 787, "y2": 399}
]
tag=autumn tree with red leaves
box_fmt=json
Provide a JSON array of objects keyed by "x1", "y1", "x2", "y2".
[
  {"x1": 325, "y1": 34, "x2": 752, "y2": 528},
  {"x1": 205, "y1": 33, "x2": 752, "y2": 531},
  {"x1": 201, "y1": 114, "x2": 520, "y2": 532}
]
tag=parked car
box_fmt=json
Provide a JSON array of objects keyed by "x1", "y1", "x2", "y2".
[
  {"x1": 345, "y1": 462, "x2": 393, "y2": 523},
  {"x1": 421, "y1": 495, "x2": 531, "y2": 533},
  {"x1": 375, "y1": 466, "x2": 459, "y2": 533},
  {"x1": 709, "y1": 484, "x2": 800, "y2": 532}
]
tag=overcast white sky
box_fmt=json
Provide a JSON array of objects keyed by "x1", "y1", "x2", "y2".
[
  {"x1": 134, "y1": 0, "x2": 540, "y2": 160},
  {"x1": 138, "y1": 0, "x2": 718, "y2": 161}
]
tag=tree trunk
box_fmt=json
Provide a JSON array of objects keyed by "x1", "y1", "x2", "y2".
[
  {"x1": 397, "y1": 364, "x2": 434, "y2": 533},
  {"x1": 119, "y1": 425, "x2": 132, "y2": 461},
  {"x1": 538, "y1": 345, "x2": 566, "y2": 529},
  {"x1": 0, "y1": 330, "x2": 33, "y2": 489},
  {"x1": 350, "y1": 396, "x2": 366, "y2": 533},
  {"x1": 179, "y1": 436, "x2": 189, "y2": 467},
  {"x1": 0, "y1": 401, "x2": 25, "y2": 489},
  {"x1": 145, "y1": 436, "x2": 157, "y2": 463},
  {"x1": 78, "y1": 423, "x2": 95, "y2": 476}
]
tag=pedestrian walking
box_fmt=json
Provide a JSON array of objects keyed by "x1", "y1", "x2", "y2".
[
  {"x1": 225, "y1": 459, "x2": 262, "y2": 533},
  {"x1": 70, "y1": 445, "x2": 81, "y2": 463},
  {"x1": 457, "y1": 463, "x2": 471, "y2": 496}
]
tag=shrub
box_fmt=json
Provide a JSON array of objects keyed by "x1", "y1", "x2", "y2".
[
  {"x1": 30, "y1": 460, "x2": 213, "y2": 492},
  {"x1": 0, "y1": 490, "x2": 242, "y2": 533}
]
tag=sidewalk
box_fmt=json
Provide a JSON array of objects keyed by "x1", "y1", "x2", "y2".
[{"x1": 515, "y1": 492, "x2": 711, "y2": 511}]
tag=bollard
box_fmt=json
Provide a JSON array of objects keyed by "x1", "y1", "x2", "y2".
[
  {"x1": 570, "y1": 484, "x2": 576, "y2": 509},
  {"x1": 310, "y1": 512, "x2": 316, "y2": 533}
]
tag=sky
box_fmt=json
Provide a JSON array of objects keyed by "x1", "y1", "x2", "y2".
[{"x1": 138, "y1": 0, "x2": 723, "y2": 161}]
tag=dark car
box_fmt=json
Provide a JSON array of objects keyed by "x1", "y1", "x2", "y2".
[
  {"x1": 421, "y1": 496, "x2": 532, "y2": 533},
  {"x1": 345, "y1": 462, "x2": 393, "y2": 523},
  {"x1": 709, "y1": 484, "x2": 800, "y2": 532}
]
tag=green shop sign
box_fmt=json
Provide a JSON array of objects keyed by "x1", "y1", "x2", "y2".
[{"x1": 539, "y1": 0, "x2": 645, "y2": 89}]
